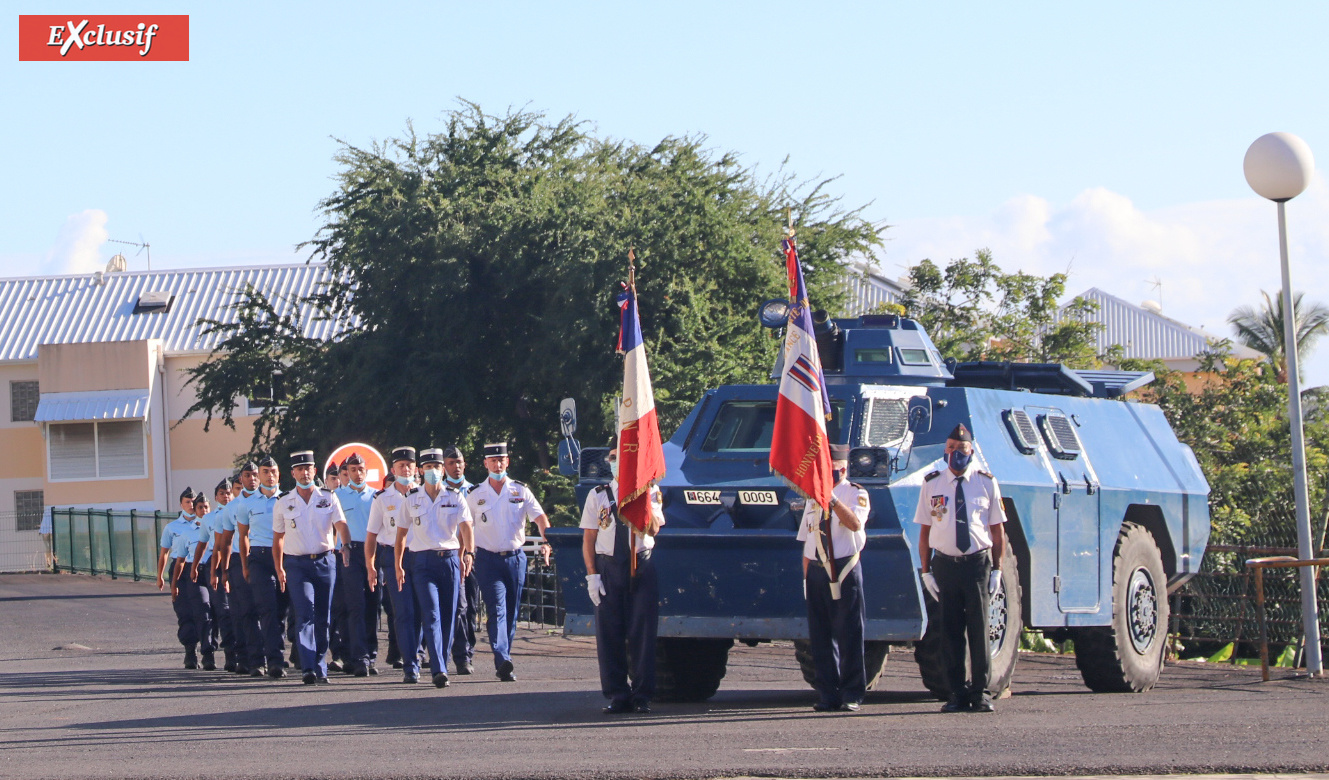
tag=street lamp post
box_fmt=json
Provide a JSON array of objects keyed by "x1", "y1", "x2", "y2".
[{"x1": 1243, "y1": 131, "x2": 1323, "y2": 676}]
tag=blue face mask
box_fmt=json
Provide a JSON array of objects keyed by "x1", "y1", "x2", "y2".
[
  {"x1": 395, "y1": 474, "x2": 412, "y2": 487},
  {"x1": 444, "y1": 473, "x2": 464, "y2": 486},
  {"x1": 423, "y1": 469, "x2": 443, "y2": 486},
  {"x1": 948, "y1": 449, "x2": 973, "y2": 472},
  {"x1": 348, "y1": 480, "x2": 365, "y2": 489},
  {"x1": 295, "y1": 480, "x2": 314, "y2": 490},
  {"x1": 489, "y1": 470, "x2": 507, "y2": 482},
  {"x1": 608, "y1": 460, "x2": 619, "y2": 479}
]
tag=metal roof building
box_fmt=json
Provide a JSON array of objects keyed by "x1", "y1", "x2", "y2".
[
  {"x1": 0, "y1": 262, "x2": 344, "y2": 362},
  {"x1": 846, "y1": 262, "x2": 907, "y2": 314}
]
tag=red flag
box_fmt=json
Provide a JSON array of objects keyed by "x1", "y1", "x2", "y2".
[
  {"x1": 769, "y1": 238, "x2": 834, "y2": 512},
  {"x1": 616, "y1": 285, "x2": 666, "y2": 532}
]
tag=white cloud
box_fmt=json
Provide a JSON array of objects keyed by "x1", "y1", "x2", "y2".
[
  {"x1": 876, "y1": 176, "x2": 1329, "y2": 385},
  {"x1": 45, "y1": 210, "x2": 109, "y2": 275}
]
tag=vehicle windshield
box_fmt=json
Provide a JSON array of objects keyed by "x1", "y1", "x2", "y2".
[{"x1": 699, "y1": 400, "x2": 849, "y2": 453}]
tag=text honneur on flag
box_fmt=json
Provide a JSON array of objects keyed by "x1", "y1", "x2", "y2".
[
  {"x1": 769, "y1": 235, "x2": 853, "y2": 598},
  {"x1": 615, "y1": 252, "x2": 666, "y2": 554}
]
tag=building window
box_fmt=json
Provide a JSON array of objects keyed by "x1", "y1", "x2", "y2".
[
  {"x1": 11, "y1": 380, "x2": 38, "y2": 422},
  {"x1": 47, "y1": 420, "x2": 146, "y2": 480},
  {"x1": 15, "y1": 490, "x2": 43, "y2": 532},
  {"x1": 246, "y1": 370, "x2": 286, "y2": 414}
]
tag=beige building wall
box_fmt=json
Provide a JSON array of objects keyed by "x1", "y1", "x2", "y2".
[{"x1": 38, "y1": 341, "x2": 156, "y2": 393}]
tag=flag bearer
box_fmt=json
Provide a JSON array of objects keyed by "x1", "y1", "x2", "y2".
[
  {"x1": 158, "y1": 488, "x2": 201, "y2": 669},
  {"x1": 273, "y1": 450, "x2": 351, "y2": 684},
  {"x1": 580, "y1": 436, "x2": 665, "y2": 714},
  {"x1": 798, "y1": 443, "x2": 870, "y2": 712},
  {"x1": 465, "y1": 441, "x2": 550, "y2": 682},
  {"x1": 441, "y1": 445, "x2": 479, "y2": 675},
  {"x1": 219, "y1": 462, "x2": 261, "y2": 675},
  {"x1": 367, "y1": 447, "x2": 421, "y2": 682},
  {"x1": 915, "y1": 423, "x2": 1006, "y2": 713},
  {"x1": 399, "y1": 447, "x2": 475, "y2": 689},
  {"x1": 237, "y1": 456, "x2": 288, "y2": 678},
  {"x1": 334, "y1": 453, "x2": 379, "y2": 676}
]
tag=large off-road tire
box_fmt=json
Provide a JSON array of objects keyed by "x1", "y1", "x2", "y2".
[
  {"x1": 793, "y1": 639, "x2": 889, "y2": 691},
  {"x1": 654, "y1": 638, "x2": 733, "y2": 702},
  {"x1": 1071, "y1": 522, "x2": 1169, "y2": 693},
  {"x1": 914, "y1": 543, "x2": 1023, "y2": 700}
]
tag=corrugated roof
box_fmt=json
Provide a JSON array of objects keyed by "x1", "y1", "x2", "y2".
[
  {"x1": 846, "y1": 262, "x2": 906, "y2": 315},
  {"x1": 35, "y1": 389, "x2": 151, "y2": 422},
  {"x1": 0, "y1": 263, "x2": 347, "y2": 361},
  {"x1": 1063, "y1": 288, "x2": 1264, "y2": 362}
]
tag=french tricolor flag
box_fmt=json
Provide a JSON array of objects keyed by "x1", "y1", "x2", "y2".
[
  {"x1": 616, "y1": 285, "x2": 667, "y2": 533},
  {"x1": 769, "y1": 238, "x2": 834, "y2": 513}
]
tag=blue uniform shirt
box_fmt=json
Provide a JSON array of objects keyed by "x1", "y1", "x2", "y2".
[
  {"x1": 193, "y1": 507, "x2": 227, "y2": 564},
  {"x1": 235, "y1": 488, "x2": 281, "y2": 547},
  {"x1": 334, "y1": 485, "x2": 375, "y2": 543},
  {"x1": 160, "y1": 514, "x2": 195, "y2": 559}
]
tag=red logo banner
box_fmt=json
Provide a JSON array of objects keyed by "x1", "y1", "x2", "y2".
[{"x1": 19, "y1": 16, "x2": 189, "y2": 61}]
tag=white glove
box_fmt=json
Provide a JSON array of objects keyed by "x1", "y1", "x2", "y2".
[
  {"x1": 988, "y1": 569, "x2": 1003, "y2": 595},
  {"x1": 586, "y1": 574, "x2": 606, "y2": 607},
  {"x1": 921, "y1": 572, "x2": 940, "y2": 599}
]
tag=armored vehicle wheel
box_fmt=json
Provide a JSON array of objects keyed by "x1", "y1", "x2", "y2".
[
  {"x1": 654, "y1": 638, "x2": 733, "y2": 702},
  {"x1": 914, "y1": 543, "x2": 1023, "y2": 700},
  {"x1": 1071, "y1": 522, "x2": 1168, "y2": 693},
  {"x1": 793, "y1": 640, "x2": 889, "y2": 691}
]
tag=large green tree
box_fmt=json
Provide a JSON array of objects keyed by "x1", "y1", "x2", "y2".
[{"x1": 183, "y1": 105, "x2": 882, "y2": 512}]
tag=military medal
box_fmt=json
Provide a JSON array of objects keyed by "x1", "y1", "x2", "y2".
[{"x1": 930, "y1": 495, "x2": 948, "y2": 518}]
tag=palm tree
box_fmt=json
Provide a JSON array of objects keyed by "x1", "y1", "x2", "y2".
[{"x1": 1228, "y1": 290, "x2": 1329, "y2": 383}]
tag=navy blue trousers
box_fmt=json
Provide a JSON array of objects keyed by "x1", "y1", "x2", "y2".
[
  {"x1": 390, "y1": 548, "x2": 423, "y2": 674},
  {"x1": 203, "y1": 558, "x2": 234, "y2": 657},
  {"x1": 373, "y1": 545, "x2": 398, "y2": 664},
  {"x1": 285, "y1": 552, "x2": 337, "y2": 677},
  {"x1": 595, "y1": 552, "x2": 659, "y2": 706},
  {"x1": 227, "y1": 554, "x2": 260, "y2": 669},
  {"x1": 182, "y1": 563, "x2": 215, "y2": 654},
  {"x1": 454, "y1": 570, "x2": 480, "y2": 666},
  {"x1": 340, "y1": 543, "x2": 379, "y2": 669},
  {"x1": 475, "y1": 549, "x2": 526, "y2": 668},
  {"x1": 246, "y1": 547, "x2": 286, "y2": 670},
  {"x1": 330, "y1": 555, "x2": 348, "y2": 664},
  {"x1": 170, "y1": 559, "x2": 197, "y2": 650},
  {"x1": 412, "y1": 549, "x2": 460, "y2": 677},
  {"x1": 805, "y1": 556, "x2": 866, "y2": 708}
]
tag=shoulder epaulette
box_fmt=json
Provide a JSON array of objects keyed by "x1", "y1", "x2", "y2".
[
  {"x1": 372, "y1": 488, "x2": 386, "y2": 498},
  {"x1": 465, "y1": 483, "x2": 483, "y2": 494},
  {"x1": 510, "y1": 480, "x2": 527, "y2": 488},
  {"x1": 407, "y1": 486, "x2": 420, "y2": 495},
  {"x1": 849, "y1": 482, "x2": 864, "y2": 490},
  {"x1": 977, "y1": 470, "x2": 995, "y2": 479},
  {"x1": 924, "y1": 470, "x2": 941, "y2": 482},
  {"x1": 594, "y1": 484, "x2": 611, "y2": 495}
]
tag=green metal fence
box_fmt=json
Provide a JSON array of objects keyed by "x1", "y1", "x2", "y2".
[{"x1": 51, "y1": 508, "x2": 173, "y2": 581}]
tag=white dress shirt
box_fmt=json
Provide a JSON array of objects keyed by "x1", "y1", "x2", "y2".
[
  {"x1": 912, "y1": 462, "x2": 1005, "y2": 556},
  {"x1": 403, "y1": 485, "x2": 473, "y2": 552},
  {"x1": 273, "y1": 487, "x2": 347, "y2": 556},
  {"x1": 797, "y1": 479, "x2": 869, "y2": 561},
  {"x1": 367, "y1": 483, "x2": 413, "y2": 548},
  {"x1": 579, "y1": 481, "x2": 662, "y2": 556},
  {"x1": 465, "y1": 477, "x2": 545, "y2": 553}
]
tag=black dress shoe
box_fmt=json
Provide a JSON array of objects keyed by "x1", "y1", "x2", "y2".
[
  {"x1": 250, "y1": 667, "x2": 266, "y2": 678},
  {"x1": 269, "y1": 668, "x2": 286, "y2": 679},
  {"x1": 840, "y1": 702, "x2": 860, "y2": 712},
  {"x1": 201, "y1": 654, "x2": 216, "y2": 671},
  {"x1": 432, "y1": 673, "x2": 449, "y2": 688},
  {"x1": 971, "y1": 698, "x2": 995, "y2": 713},
  {"x1": 316, "y1": 676, "x2": 331, "y2": 685},
  {"x1": 302, "y1": 672, "x2": 318, "y2": 685},
  {"x1": 234, "y1": 664, "x2": 249, "y2": 675},
  {"x1": 634, "y1": 702, "x2": 652, "y2": 714},
  {"x1": 496, "y1": 660, "x2": 516, "y2": 682},
  {"x1": 454, "y1": 661, "x2": 473, "y2": 675},
  {"x1": 941, "y1": 697, "x2": 968, "y2": 713},
  {"x1": 603, "y1": 701, "x2": 633, "y2": 715},
  {"x1": 184, "y1": 654, "x2": 198, "y2": 670},
  {"x1": 367, "y1": 663, "x2": 379, "y2": 676},
  {"x1": 812, "y1": 702, "x2": 840, "y2": 712},
  {"x1": 327, "y1": 660, "x2": 344, "y2": 673},
  {"x1": 353, "y1": 664, "x2": 369, "y2": 678},
  {"x1": 224, "y1": 662, "x2": 238, "y2": 673},
  {"x1": 403, "y1": 671, "x2": 419, "y2": 684},
  {"x1": 391, "y1": 660, "x2": 404, "y2": 669}
]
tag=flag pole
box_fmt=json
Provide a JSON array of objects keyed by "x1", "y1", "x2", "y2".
[{"x1": 627, "y1": 246, "x2": 638, "y2": 580}]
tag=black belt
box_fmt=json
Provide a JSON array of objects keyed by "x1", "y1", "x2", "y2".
[
  {"x1": 285, "y1": 550, "x2": 331, "y2": 560},
  {"x1": 416, "y1": 549, "x2": 459, "y2": 558},
  {"x1": 597, "y1": 549, "x2": 651, "y2": 563},
  {"x1": 932, "y1": 550, "x2": 990, "y2": 562},
  {"x1": 249, "y1": 546, "x2": 271, "y2": 554},
  {"x1": 346, "y1": 541, "x2": 365, "y2": 549},
  {"x1": 477, "y1": 548, "x2": 522, "y2": 558}
]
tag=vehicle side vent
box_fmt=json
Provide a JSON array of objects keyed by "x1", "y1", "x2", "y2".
[
  {"x1": 1002, "y1": 409, "x2": 1038, "y2": 454},
  {"x1": 865, "y1": 398, "x2": 909, "y2": 446},
  {"x1": 579, "y1": 447, "x2": 611, "y2": 481},
  {"x1": 1037, "y1": 413, "x2": 1081, "y2": 460}
]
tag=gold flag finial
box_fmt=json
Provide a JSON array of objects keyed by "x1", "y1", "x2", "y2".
[
  {"x1": 628, "y1": 246, "x2": 637, "y2": 291},
  {"x1": 785, "y1": 208, "x2": 796, "y2": 239}
]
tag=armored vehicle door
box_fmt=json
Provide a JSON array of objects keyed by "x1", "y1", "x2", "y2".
[{"x1": 1030, "y1": 407, "x2": 1102, "y2": 613}]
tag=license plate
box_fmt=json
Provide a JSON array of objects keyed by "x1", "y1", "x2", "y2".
[
  {"x1": 739, "y1": 490, "x2": 778, "y2": 505},
  {"x1": 683, "y1": 490, "x2": 721, "y2": 505}
]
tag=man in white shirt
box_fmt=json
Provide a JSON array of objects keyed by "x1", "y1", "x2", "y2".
[
  {"x1": 797, "y1": 443, "x2": 870, "y2": 712},
  {"x1": 465, "y1": 442, "x2": 550, "y2": 682},
  {"x1": 273, "y1": 450, "x2": 351, "y2": 684},
  {"x1": 914, "y1": 423, "x2": 1006, "y2": 713},
  {"x1": 366, "y1": 446, "x2": 421, "y2": 681}
]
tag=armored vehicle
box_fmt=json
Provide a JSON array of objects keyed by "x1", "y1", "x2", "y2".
[{"x1": 547, "y1": 312, "x2": 1210, "y2": 701}]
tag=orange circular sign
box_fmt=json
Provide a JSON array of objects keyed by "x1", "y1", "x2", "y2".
[{"x1": 324, "y1": 443, "x2": 389, "y2": 489}]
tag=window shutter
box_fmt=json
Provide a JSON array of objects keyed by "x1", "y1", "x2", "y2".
[
  {"x1": 50, "y1": 423, "x2": 96, "y2": 479},
  {"x1": 97, "y1": 421, "x2": 145, "y2": 478}
]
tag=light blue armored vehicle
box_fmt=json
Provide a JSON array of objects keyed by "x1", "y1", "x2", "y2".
[{"x1": 547, "y1": 311, "x2": 1210, "y2": 701}]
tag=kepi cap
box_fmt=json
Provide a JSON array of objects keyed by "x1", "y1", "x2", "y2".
[
  {"x1": 391, "y1": 446, "x2": 417, "y2": 464},
  {"x1": 289, "y1": 451, "x2": 316, "y2": 467},
  {"x1": 483, "y1": 442, "x2": 508, "y2": 458},
  {"x1": 829, "y1": 443, "x2": 850, "y2": 461},
  {"x1": 419, "y1": 448, "x2": 444, "y2": 465}
]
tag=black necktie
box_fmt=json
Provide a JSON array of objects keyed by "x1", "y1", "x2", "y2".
[
  {"x1": 955, "y1": 478, "x2": 971, "y2": 553},
  {"x1": 610, "y1": 495, "x2": 631, "y2": 559}
]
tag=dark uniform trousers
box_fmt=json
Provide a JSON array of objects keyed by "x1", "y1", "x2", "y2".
[
  {"x1": 475, "y1": 548, "x2": 527, "y2": 669},
  {"x1": 391, "y1": 548, "x2": 424, "y2": 674},
  {"x1": 170, "y1": 558, "x2": 198, "y2": 650},
  {"x1": 182, "y1": 562, "x2": 215, "y2": 656},
  {"x1": 206, "y1": 559, "x2": 235, "y2": 660},
  {"x1": 285, "y1": 551, "x2": 337, "y2": 676},
  {"x1": 412, "y1": 549, "x2": 460, "y2": 678},
  {"x1": 330, "y1": 555, "x2": 348, "y2": 665},
  {"x1": 373, "y1": 546, "x2": 399, "y2": 665},
  {"x1": 227, "y1": 553, "x2": 260, "y2": 669},
  {"x1": 453, "y1": 570, "x2": 480, "y2": 667},
  {"x1": 595, "y1": 550, "x2": 658, "y2": 706},
  {"x1": 932, "y1": 549, "x2": 993, "y2": 703},
  {"x1": 246, "y1": 547, "x2": 287, "y2": 670},
  {"x1": 340, "y1": 543, "x2": 379, "y2": 669},
  {"x1": 805, "y1": 555, "x2": 866, "y2": 708}
]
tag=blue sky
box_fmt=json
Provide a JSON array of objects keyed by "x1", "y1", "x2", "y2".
[{"x1": 3, "y1": 2, "x2": 1329, "y2": 381}]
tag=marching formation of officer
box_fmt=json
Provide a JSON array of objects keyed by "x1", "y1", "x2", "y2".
[
  {"x1": 579, "y1": 436, "x2": 664, "y2": 714},
  {"x1": 914, "y1": 423, "x2": 1007, "y2": 713}
]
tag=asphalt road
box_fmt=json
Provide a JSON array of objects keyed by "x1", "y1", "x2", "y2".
[{"x1": 1, "y1": 573, "x2": 1327, "y2": 780}]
